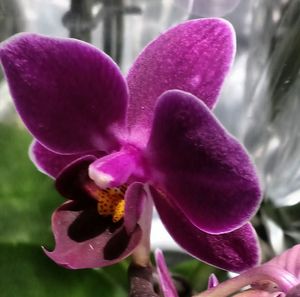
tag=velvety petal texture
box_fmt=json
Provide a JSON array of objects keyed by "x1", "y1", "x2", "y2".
[
  {"x1": 147, "y1": 90, "x2": 261, "y2": 234},
  {"x1": 126, "y1": 18, "x2": 235, "y2": 130},
  {"x1": 0, "y1": 33, "x2": 128, "y2": 154},
  {"x1": 155, "y1": 249, "x2": 179, "y2": 297},
  {"x1": 30, "y1": 141, "x2": 92, "y2": 178},
  {"x1": 151, "y1": 187, "x2": 260, "y2": 272}
]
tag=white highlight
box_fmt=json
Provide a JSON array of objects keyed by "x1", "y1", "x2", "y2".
[
  {"x1": 151, "y1": 209, "x2": 182, "y2": 251},
  {"x1": 88, "y1": 166, "x2": 113, "y2": 189}
]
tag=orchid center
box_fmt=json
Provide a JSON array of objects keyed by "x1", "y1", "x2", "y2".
[{"x1": 86, "y1": 183, "x2": 127, "y2": 223}]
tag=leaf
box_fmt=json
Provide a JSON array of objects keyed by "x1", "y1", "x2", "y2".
[
  {"x1": 101, "y1": 260, "x2": 129, "y2": 291},
  {"x1": 0, "y1": 243, "x2": 127, "y2": 297},
  {"x1": 0, "y1": 123, "x2": 62, "y2": 245}
]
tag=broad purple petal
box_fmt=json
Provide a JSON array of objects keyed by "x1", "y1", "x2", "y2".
[
  {"x1": 30, "y1": 140, "x2": 90, "y2": 178},
  {"x1": 151, "y1": 187, "x2": 260, "y2": 272},
  {"x1": 56, "y1": 155, "x2": 98, "y2": 201},
  {"x1": 44, "y1": 200, "x2": 142, "y2": 269},
  {"x1": 0, "y1": 33, "x2": 128, "y2": 154},
  {"x1": 155, "y1": 249, "x2": 179, "y2": 297},
  {"x1": 126, "y1": 18, "x2": 235, "y2": 130},
  {"x1": 147, "y1": 90, "x2": 261, "y2": 234}
]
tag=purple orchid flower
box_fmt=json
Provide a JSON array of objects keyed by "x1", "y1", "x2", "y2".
[
  {"x1": 0, "y1": 18, "x2": 261, "y2": 271},
  {"x1": 195, "y1": 244, "x2": 300, "y2": 297}
]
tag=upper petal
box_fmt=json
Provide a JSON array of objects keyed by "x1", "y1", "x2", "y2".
[
  {"x1": 151, "y1": 187, "x2": 260, "y2": 272},
  {"x1": 0, "y1": 33, "x2": 128, "y2": 154},
  {"x1": 147, "y1": 90, "x2": 261, "y2": 234},
  {"x1": 126, "y1": 18, "x2": 235, "y2": 130}
]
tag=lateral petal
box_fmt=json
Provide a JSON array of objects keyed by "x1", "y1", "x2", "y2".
[
  {"x1": 151, "y1": 187, "x2": 260, "y2": 272},
  {"x1": 147, "y1": 90, "x2": 261, "y2": 234}
]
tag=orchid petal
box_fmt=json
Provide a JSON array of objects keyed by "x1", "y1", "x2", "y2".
[
  {"x1": 151, "y1": 187, "x2": 260, "y2": 272},
  {"x1": 155, "y1": 249, "x2": 179, "y2": 297},
  {"x1": 126, "y1": 18, "x2": 235, "y2": 130},
  {"x1": 208, "y1": 274, "x2": 219, "y2": 289},
  {"x1": 147, "y1": 90, "x2": 261, "y2": 234},
  {"x1": 124, "y1": 182, "x2": 146, "y2": 234},
  {"x1": 30, "y1": 140, "x2": 93, "y2": 178},
  {"x1": 287, "y1": 284, "x2": 300, "y2": 297},
  {"x1": 55, "y1": 155, "x2": 98, "y2": 201},
  {"x1": 44, "y1": 200, "x2": 142, "y2": 269},
  {"x1": 0, "y1": 33, "x2": 128, "y2": 154},
  {"x1": 265, "y1": 244, "x2": 300, "y2": 281}
]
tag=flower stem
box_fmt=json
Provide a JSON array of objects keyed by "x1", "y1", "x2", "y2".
[
  {"x1": 131, "y1": 233, "x2": 151, "y2": 267},
  {"x1": 193, "y1": 265, "x2": 298, "y2": 297}
]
